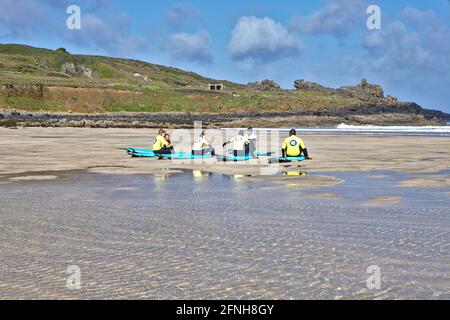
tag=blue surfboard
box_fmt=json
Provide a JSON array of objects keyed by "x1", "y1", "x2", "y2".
[
  {"x1": 268, "y1": 156, "x2": 306, "y2": 163},
  {"x1": 227, "y1": 150, "x2": 274, "y2": 157},
  {"x1": 216, "y1": 154, "x2": 254, "y2": 162},
  {"x1": 125, "y1": 148, "x2": 213, "y2": 159}
]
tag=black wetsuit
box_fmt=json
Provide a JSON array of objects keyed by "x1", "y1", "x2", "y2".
[{"x1": 153, "y1": 146, "x2": 173, "y2": 155}]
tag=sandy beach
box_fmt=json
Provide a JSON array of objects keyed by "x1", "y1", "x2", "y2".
[
  {"x1": 3, "y1": 0, "x2": 450, "y2": 303},
  {"x1": 1, "y1": 127, "x2": 449, "y2": 180},
  {"x1": 0, "y1": 127, "x2": 449, "y2": 299}
]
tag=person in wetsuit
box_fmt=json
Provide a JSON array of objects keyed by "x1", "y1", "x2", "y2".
[
  {"x1": 281, "y1": 129, "x2": 312, "y2": 159},
  {"x1": 152, "y1": 128, "x2": 172, "y2": 155},
  {"x1": 223, "y1": 130, "x2": 249, "y2": 157},
  {"x1": 192, "y1": 130, "x2": 215, "y2": 156}
]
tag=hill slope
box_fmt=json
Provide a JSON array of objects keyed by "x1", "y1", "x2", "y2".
[
  {"x1": 0, "y1": 44, "x2": 241, "y2": 89},
  {"x1": 0, "y1": 44, "x2": 448, "y2": 127}
]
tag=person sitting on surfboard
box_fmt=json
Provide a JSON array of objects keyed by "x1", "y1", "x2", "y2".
[
  {"x1": 282, "y1": 129, "x2": 312, "y2": 159},
  {"x1": 163, "y1": 133, "x2": 175, "y2": 153},
  {"x1": 223, "y1": 130, "x2": 249, "y2": 157},
  {"x1": 153, "y1": 129, "x2": 172, "y2": 155},
  {"x1": 192, "y1": 130, "x2": 215, "y2": 156},
  {"x1": 245, "y1": 127, "x2": 257, "y2": 157}
]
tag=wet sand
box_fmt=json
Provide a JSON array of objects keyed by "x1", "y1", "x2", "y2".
[
  {"x1": 0, "y1": 170, "x2": 449, "y2": 299},
  {"x1": 0, "y1": 127, "x2": 449, "y2": 299}
]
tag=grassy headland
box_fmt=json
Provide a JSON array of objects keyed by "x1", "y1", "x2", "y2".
[{"x1": 0, "y1": 44, "x2": 448, "y2": 127}]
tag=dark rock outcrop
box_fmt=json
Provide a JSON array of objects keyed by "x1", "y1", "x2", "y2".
[
  {"x1": 246, "y1": 79, "x2": 281, "y2": 91},
  {"x1": 1, "y1": 102, "x2": 448, "y2": 128},
  {"x1": 336, "y1": 79, "x2": 384, "y2": 101},
  {"x1": 294, "y1": 78, "x2": 386, "y2": 102},
  {"x1": 386, "y1": 95, "x2": 398, "y2": 102},
  {"x1": 294, "y1": 80, "x2": 331, "y2": 91},
  {"x1": 61, "y1": 63, "x2": 93, "y2": 79}
]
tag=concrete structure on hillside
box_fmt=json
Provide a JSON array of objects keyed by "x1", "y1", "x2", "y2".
[{"x1": 208, "y1": 84, "x2": 224, "y2": 91}]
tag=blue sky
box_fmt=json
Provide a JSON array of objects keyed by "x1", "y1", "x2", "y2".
[{"x1": 1, "y1": 0, "x2": 450, "y2": 112}]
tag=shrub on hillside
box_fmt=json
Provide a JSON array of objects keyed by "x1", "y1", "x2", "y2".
[
  {"x1": 55, "y1": 48, "x2": 70, "y2": 55},
  {"x1": 246, "y1": 79, "x2": 281, "y2": 91}
]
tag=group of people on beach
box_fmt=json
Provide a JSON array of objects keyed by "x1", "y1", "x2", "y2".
[{"x1": 151, "y1": 127, "x2": 312, "y2": 159}]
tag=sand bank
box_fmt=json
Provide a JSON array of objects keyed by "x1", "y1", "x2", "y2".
[
  {"x1": 364, "y1": 196, "x2": 402, "y2": 207},
  {"x1": 304, "y1": 193, "x2": 343, "y2": 200},
  {"x1": 0, "y1": 128, "x2": 449, "y2": 185},
  {"x1": 398, "y1": 175, "x2": 450, "y2": 188}
]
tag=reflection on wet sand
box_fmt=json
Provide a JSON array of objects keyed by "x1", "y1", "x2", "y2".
[
  {"x1": 304, "y1": 193, "x2": 343, "y2": 200},
  {"x1": 192, "y1": 170, "x2": 207, "y2": 181},
  {"x1": 283, "y1": 170, "x2": 307, "y2": 176},
  {"x1": 0, "y1": 170, "x2": 448, "y2": 299},
  {"x1": 190, "y1": 169, "x2": 309, "y2": 182}
]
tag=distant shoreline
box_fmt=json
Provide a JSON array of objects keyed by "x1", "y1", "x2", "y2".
[
  {"x1": 1, "y1": 44, "x2": 449, "y2": 130},
  {"x1": 1, "y1": 103, "x2": 448, "y2": 129}
]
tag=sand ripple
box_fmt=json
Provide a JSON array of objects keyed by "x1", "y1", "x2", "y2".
[{"x1": 0, "y1": 172, "x2": 448, "y2": 299}]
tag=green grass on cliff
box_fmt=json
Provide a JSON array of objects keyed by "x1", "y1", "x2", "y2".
[
  {"x1": 0, "y1": 43, "x2": 359, "y2": 113},
  {"x1": 103, "y1": 89, "x2": 357, "y2": 113},
  {"x1": 0, "y1": 96, "x2": 63, "y2": 111},
  {"x1": 0, "y1": 44, "x2": 240, "y2": 90}
]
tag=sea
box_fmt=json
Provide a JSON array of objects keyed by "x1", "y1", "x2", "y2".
[{"x1": 237, "y1": 123, "x2": 450, "y2": 137}]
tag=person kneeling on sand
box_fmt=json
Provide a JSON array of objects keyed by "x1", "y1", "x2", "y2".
[
  {"x1": 223, "y1": 130, "x2": 249, "y2": 157},
  {"x1": 282, "y1": 129, "x2": 312, "y2": 159},
  {"x1": 153, "y1": 129, "x2": 173, "y2": 155},
  {"x1": 192, "y1": 130, "x2": 215, "y2": 156}
]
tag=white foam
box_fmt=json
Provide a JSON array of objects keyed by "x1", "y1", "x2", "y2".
[
  {"x1": 334, "y1": 123, "x2": 450, "y2": 134},
  {"x1": 224, "y1": 123, "x2": 450, "y2": 136}
]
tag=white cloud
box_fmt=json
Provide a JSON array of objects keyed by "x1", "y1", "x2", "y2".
[
  {"x1": 356, "y1": 7, "x2": 450, "y2": 110},
  {"x1": 0, "y1": 0, "x2": 141, "y2": 55},
  {"x1": 291, "y1": 0, "x2": 365, "y2": 38},
  {"x1": 62, "y1": 13, "x2": 148, "y2": 55},
  {"x1": 229, "y1": 16, "x2": 302, "y2": 64},
  {"x1": 362, "y1": 7, "x2": 450, "y2": 74},
  {"x1": 164, "y1": 31, "x2": 213, "y2": 64}
]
